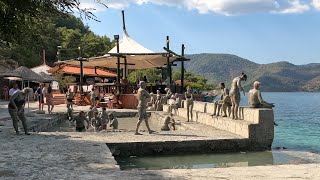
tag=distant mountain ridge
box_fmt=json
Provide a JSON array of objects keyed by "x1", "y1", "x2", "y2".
[{"x1": 181, "y1": 53, "x2": 320, "y2": 92}]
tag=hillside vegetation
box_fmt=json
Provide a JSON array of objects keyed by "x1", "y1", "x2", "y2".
[{"x1": 182, "y1": 54, "x2": 320, "y2": 92}]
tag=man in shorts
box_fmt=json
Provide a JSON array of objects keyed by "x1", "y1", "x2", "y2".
[{"x1": 134, "y1": 81, "x2": 154, "y2": 135}]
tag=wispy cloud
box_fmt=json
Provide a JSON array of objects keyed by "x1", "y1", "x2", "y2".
[
  {"x1": 79, "y1": 0, "x2": 312, "y2": 15},
  {"x1": 312, "y1": 0, "x2": 320, "y2": 9}
]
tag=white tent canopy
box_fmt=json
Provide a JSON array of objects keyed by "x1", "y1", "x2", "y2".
[{"x1": 58, "y1": 30, "x2": 178, "y2": 70}]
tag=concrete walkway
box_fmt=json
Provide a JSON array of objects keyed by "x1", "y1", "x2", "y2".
[{"x1": 1, "y1": 100, "x2": 320, "y2": 179}]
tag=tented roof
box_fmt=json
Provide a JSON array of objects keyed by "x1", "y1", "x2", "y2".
[
  {"x1": 39, "y1": 72, "x2": 56, "y2": 83},
  {"x1": 57, "y1": 30, "x2": 177, "y2": 70},
  {"x1": 0, "y1": 65, "x2": 21, "y2": 78},
  {"x1": 13, "y1": 66, "x2": 44, "y2": 82}
]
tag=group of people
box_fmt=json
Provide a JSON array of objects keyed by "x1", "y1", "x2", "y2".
[
  {"x1": 67, "y1": 105, "x2": 118, "y2": 132},
  {"x1": 211, "y1": 73, "x2": 274, "y2": 120},
  {"x1": 35, "y1": 83, "x2": 54, "y2": 114}
]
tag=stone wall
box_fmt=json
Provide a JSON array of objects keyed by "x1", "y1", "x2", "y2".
[{"x1": 167, "y1": 100, "x2": 274, "y2": 150}]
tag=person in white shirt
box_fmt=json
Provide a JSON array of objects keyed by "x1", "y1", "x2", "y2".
[{"x1": 9, "y1": 84, "x2": 19, "y2": 97}]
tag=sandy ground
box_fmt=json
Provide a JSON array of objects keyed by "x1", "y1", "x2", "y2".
[{"x1": 1, "y1": 100, "x2": 320, "y2": 179}]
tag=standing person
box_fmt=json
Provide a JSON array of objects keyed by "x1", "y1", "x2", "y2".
[
  {"x1": 92, "y1": 111, "x2": 102, "y2": 132},
  {"x1": 90, "y1": 87, "x2": 96, "y2": 107},
  {"x1": 8, "y1": 88, "x2": 31, "y2": 135},
  {"x1": 46, "y1": 84, "x2": 54, "y2": 114},
  {"x1": 35, "y1": 84, "x2": 44, "y2": 112},
  {"x1": 185, "y1": 86, "x2": 194, "y2": 122},
  {"x1": 2, "y1": 85, "x2": 9, "y2": 100},
  {"x1": 65, "y1": 88, "x2": 74, "y2": 110},
  {"x1": 73, "y1": 111, "x2": 89, "y2": 132},
  {"x1": 134, "y1": 81, "x2": 154, "y2": 135},
  {"x1": 229, "y1": 73, "x2": 247, "y2": 120},
  {"x1": 99, "y1": 107, "x2": 108, "y2": 130}
]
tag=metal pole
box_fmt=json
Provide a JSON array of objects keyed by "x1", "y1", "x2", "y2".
[
  {"x1": 79, "y1": 46, "x2": 84, "y2": 95},
  {"x1": 181, "y1": 44, "x2": 185, "y2": 93},
  {"x1": 166, "y1": 36, "x2": 171, "y2": 85},
  {"x1": 115, "y1": 35, "x2": 120, "y2": 84}
]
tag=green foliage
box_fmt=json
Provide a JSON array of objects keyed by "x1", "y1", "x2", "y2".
[
  {"x1": 128, "y1": 69, "x2": 162, "y2": 84},
  {"x1": 51, "y1": 69, "x2": 76, "y2": 93}
]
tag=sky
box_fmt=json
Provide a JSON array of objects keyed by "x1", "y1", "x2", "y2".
[{"x1": 77, "y1": 0, "x2": 320, "y2": 65}]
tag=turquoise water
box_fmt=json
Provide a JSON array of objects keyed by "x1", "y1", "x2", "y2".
[
  {"x1": 118, "y1": 92, "x2": 320, "y2": 170},
  {"x1": 257, "y1": 92, "x2": 320, "y2": 153}
]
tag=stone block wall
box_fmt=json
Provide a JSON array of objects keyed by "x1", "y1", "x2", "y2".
[{"x1": 169, "y1": 101, "x2": 274, "y2": 150}]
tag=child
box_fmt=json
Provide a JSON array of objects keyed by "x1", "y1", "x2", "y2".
[{"x1": 86, "y1": 106, "x2": 95, "y2": 127}]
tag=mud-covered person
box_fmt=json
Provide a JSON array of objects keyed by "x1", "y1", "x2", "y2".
[
  {"x1": 134, "y1": 81, "x2": 155, "y2": 135},
  {"x1": 73, "y1": 111, "x2": 89, "y2": 132},
  {"x1": 8, "y1": 88, "x2": 32, "y2": 135},
  {"x1": 99, "y1": 107, "x2": 109, "y2": 130},
  {"x1": 161, "y1": 113, "x2": 176, "y2": 131},
  {"x1": 108, "y1": 112, "x2": 118, "y2": 129},
  {"x1": 92, "y1": 110, "x2": 103, "y2": 132}
]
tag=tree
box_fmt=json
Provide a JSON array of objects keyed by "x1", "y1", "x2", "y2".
[
  {"x1": 51, "y1": 69, "x2": 76, "y2": 93},
  {"x1": 128, "y1": 69, "x2": 162, "y2": 84}
]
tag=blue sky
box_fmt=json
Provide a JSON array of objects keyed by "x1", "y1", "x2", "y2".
[{"x1": 79, "y1": 0, "x2": 320, "y2": 65}]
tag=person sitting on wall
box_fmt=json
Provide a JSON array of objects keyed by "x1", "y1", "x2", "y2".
[{"x1": 248, "y1": 81, "x2": 275, "y2": 109}]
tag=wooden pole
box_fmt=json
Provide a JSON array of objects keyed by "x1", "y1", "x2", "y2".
[
  {"x1": 78, "y1": 46, "x2": 84, "y2": 95},
  {"x1": 181, "y1": 44, "x2": 185, "y2": 93},
  {"x1": 115, "y1": 35, "x2": 120, "y2": 84},
  {"x1": 124, "y1": 57, "x2": 127, "y2": 78}
]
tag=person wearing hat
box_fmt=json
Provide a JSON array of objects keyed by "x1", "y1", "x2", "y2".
[{"x1": 8, "y1": 88, "x2": 31, "y2": 135}]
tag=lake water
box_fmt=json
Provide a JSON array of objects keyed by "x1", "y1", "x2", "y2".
[{"x1": 118, "y1": 92, "x2": 320, "y2": 170}]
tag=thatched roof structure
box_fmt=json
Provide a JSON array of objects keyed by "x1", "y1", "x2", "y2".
[
  {"x1": 13, "y1": 66, "x2": 44, "y2": 82},
  {"x1": 39, "y1": 72, "x2": 56, "y2": 82},
  {"x1": 0, "y1": 65, "x2": 21, "y2": 78}
]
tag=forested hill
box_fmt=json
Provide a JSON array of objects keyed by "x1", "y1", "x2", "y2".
[{"x1": 183, "y1": 54, "x2": 320, "y2": 92}]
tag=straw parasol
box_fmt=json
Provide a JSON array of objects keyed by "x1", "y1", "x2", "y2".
[
  {"x1": 39, "y1": 72, "x2": 56, "y2": 83},
  {"x1": 0, "y1": 65, "x2": 21, "y2": 78},
  {"x1": 13, "y1": 66, "x2": 44, "y2": 82}
]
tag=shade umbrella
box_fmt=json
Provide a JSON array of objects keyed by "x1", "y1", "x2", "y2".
[
  {"x1": 13, "y1": 66, "x2": 44, "y2": 82},
  {"x1": 0, "y1": 65, "x2": 21, "y2": 78},
  {"x1": 39, "y1": 72, "x2": 56, "y2": 83}
]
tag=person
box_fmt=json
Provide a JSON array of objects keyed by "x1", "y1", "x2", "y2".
[
  {"x1": 73, "y1": 111, "x2": 89, "y2": 132},
  {"x1": 168, "y1": 95, "x2": 178, "y2": 114},
  {"x1": 185, "y1": 86, "x2": 194, "y2": 122},
  {"x1": 67, "y1": 103, "x2": 73, "y2": 121},
  {"x1": 174, "y1": 93, "x2": 181, "y2": 108},
  {"x1": 2, "y1": 85, "x2": 9, "y2": 100},
  {"x1": 108, "y1": 112, "x2": 118, "y2": 129},
  {"x1": 86, "y1": 105, "x2": 95, "y2": 126},
  {"x1": 108, "y1": 91, "x2": 116, "y2": 109},
  {"x1": 154, "y1": 90, "x2": 162, "y2": 111},
  {"x1": 9, "y1": 84, "x2": 19, "y2": 97},
  {"x1": 65, "y1": 88, "x2": 74, "y2": 110},
  {"x1": 135, "y1": 81, "x2": 154, "y2": 135},
  {"x1": 161, "y1": 113, "x2": 176, "y2": 131},
  {"x1": 229, "y1": 73, "x2": 247, "y2": 120},
  {"x1": 99, "y1": 107, "x2": 108, "y2": 130},
  {"x1": 92, "y1": 110, "x2": 102, "y2": 132},
  {"x1": 248, "y1": 81, "x2": 275, "y2": 108},
  {"x1": 8, "y1": 88, "x2": 31, "y2": 135},
  {"x1": 46, "y1": 84, "x2": 54, "y2": 114},
  {"x1": 211, "y1": 82, "x2": 231, "y2": 117},
  {"x1": 90, "y1": 87, "x2": 97, "y2": 107},
  {"x1": 35, "y1": 84, "x2": 44, "y2": 111}
]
